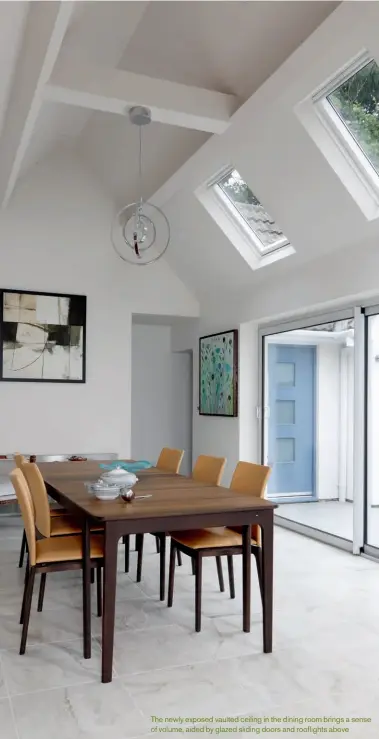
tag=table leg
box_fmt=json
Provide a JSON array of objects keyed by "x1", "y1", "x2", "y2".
[
  {"x1": 242, "y1": 524, "x2": 251, "y2": 633},
  {"x1": 159, "y1": 533, "x2": 166, "y2": 602},
  {"x1": 261, "y1": 511, "x2": 274, "y2": 653},
  {"x1": 102, "y1": 522, "x2": 119, "y2": 683},
  {"x1": 82, "y1": 517, "x2": 91, "y2": 659}
]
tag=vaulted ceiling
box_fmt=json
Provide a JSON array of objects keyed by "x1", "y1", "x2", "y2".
[
  {"x1": 8, "y1": 0, "x2": 377, "y2": 314},
  {"x1": 0, "y1": 1, "x2": 338, "y2": 205}
]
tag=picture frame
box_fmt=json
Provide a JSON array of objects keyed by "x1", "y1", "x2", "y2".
[
  {"x1": 0, "y1": 289, "x2": 86, "y2": 383},
  {"x1": 199, "y1": 329, "x2": 238, "y2": 417}
]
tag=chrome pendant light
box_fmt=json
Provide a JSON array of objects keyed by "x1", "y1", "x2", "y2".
[{"x1": 111, "y1": 106, "x2": 170, "y2": 265}]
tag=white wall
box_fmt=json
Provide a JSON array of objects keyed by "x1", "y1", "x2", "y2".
[
  {"x1": 171, "y1": 350, "x2": 193, "y2": 476},
  {"x1": 0, "y1": 152, "x2": 199, "y2": 456},
  {"x1": 131, "y1": 324, "x2": 172, "y2": 465},
  {"x1": 131, "y1": 323, "x2": 193, "y2": 474}
]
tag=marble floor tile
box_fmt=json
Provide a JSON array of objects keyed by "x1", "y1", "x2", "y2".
[
  {"x1": 0, "y1": 517, "x2": 379, "y2": 739},
  {"x1": 2, "y1": 638, "x2": 103, "y2": 696},
  {"x1": 0, "y1": 697, "x2": 18, "y2": 739},
  {"x1": 12, "y1": 679, "x2": 150, "y2": 739},
  {"x1": 112, "y1": 616, "x2": 267, "y2": 677},
  {"x1": 0, "y1": 655, "x2": 8, "y2": 697},
  {"x1": 0, "y1": 562, "x2": 25, "y2": 591},
  {"x1": 0, "y1": 605, "x2": 86, "y2": 650}
]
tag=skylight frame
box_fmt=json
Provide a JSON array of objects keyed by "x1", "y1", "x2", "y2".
[
  {"x1": 213, "y1": 168, "x2": 290, "y2": 257},
  {"x1": 308, "y1": 50, "x2": 379, "y2": 218}
]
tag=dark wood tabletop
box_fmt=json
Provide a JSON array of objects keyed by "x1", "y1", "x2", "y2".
[
  {"x1": 42, "y1": 460, "x2": 276, "y2": 683},
  {"x1": 41, "y1": 460, "x2": 276, "y2": 530}
]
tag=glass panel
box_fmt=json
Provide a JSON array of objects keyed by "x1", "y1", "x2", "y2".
[
  {"x1": 263, "y1": 318, "x2": 355, "y2": 543},
  {"x1": 277, "y1": 362, "x2": 295, "y2": 385},
  {"x1": 276, "y1": 438, "x2": 295, "y2": 463},
  {"x1": 366, "y1": 314, "x2": 379, "y2": 548},
  {"x1": 276, "y1": 400, "x2": 295, "y2": 424},
  {"x1": 327, "y1": 59, "x2": 379, "y2": 174},
  {"x1": 217, "y1": 169, "x2": 289, "y2": 251}
]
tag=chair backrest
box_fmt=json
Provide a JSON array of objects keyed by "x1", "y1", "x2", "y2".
[
  {"x1": 14, "y1": 453, "x2": 26, "y2": 469},
  {"x1": 229, "y1": 461, "x2": 271, "y2": 545},
  {"x1": 192, "y1": 455, "x2": 226, "y2": 486},
  {"x1": 230, "y1": 461, "x2": 271, "y2": 497},
  {"x1": 21, "y1": 462, "x2": 51, "y2": 538},
  {"x1": 156, "y1": 447, "x2": 184, "y2": 474},
  {"x1": 10, "y1": 469, "x2": 36, "y2": 566}
]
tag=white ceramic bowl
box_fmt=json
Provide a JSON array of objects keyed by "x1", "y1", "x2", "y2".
[
  {"x1": 101, "y1": 468, "x2": 138, "y2": 488},
  {"x1": 89, "y1": 480, "x2": 121, "y2": 500}
]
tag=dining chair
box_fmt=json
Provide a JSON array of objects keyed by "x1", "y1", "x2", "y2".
[
  {"x1": 124, "y1": 447, "x2": 185, "y2": 573},
  {"x1": 15, "y1": 454, "x2": 69, "y2": 569},
  {"x1": 135, "y1": 453, "x2": 226, "y2": 601},
  {"x1": 21, "y1": 461, "x2": 103, "y2": 588},
  {"x1": 167, "y1": 460, "x2": 271, "y2": 632},
  {"x1": 10, "y1": 469, "x2": 104, "y2": 655}
]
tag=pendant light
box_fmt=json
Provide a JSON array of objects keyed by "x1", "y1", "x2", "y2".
[{"x1": 111, "y1": 106, "x2": 170, "y2": 265}]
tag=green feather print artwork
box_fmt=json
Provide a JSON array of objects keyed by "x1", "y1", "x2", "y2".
[{"x1": 199, "y1": 330, "x2": 238, "y2": 416}]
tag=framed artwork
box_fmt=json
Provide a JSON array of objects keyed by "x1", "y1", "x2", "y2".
[
  {"x1": 199, "y1": 329, "x2": 238, "y2": 417},
  {"x1": 0, "y1": 289, "x2": 86, "y2": 383}
]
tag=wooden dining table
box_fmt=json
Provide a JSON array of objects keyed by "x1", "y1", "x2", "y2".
[{"x1": 40, "y1": 460, "x2": 276, "y2": 683}]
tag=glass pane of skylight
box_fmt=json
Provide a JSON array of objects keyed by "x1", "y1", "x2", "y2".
[
  {"x1": 327, "y1": 59, "x2": 379, "y2": 174},
  {"x1": 217, "y1": 170, "x2": 288, "y2": 251}
]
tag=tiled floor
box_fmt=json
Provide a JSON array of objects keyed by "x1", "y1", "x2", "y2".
[
  {"x1": 277, "y1": 499, "x2": 379, "y2": 545},
  {"x1": 0, "y1": 515, "x2": 379, "y2": 738}
]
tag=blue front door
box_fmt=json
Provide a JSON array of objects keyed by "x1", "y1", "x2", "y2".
[{"x1": 267, "y1": 344, "x2": 315, "y2": 497}]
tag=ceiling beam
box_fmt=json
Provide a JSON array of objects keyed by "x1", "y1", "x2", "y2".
[
  {"x1": 0, "y1": 1, "x2": 75, "y2": 208},
  {"x1": 45, "y1": 59, "x2": 238, "y2": 134}
]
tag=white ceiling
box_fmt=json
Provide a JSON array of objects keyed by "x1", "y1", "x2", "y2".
[
  {"x1": 4, "y1": 0, "x2": 370, "y2": 313},
  {"x1": 0, "y1": 0, "x2": 338, "y2": 193}
]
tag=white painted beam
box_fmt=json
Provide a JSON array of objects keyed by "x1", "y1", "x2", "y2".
[
  {"x1": 0, "y1": 1, "x2": 75, "y2": 208},
  {"x1": 45, "y1": 60, "x2": 237, "y2": 134}
]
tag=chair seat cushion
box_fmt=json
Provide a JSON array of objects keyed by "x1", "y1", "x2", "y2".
[
  {"x1": 171, "y1": 527, "x2": 257, "y2": 549},
  {"x1": 36, "y1": 534, "x2": 104, "y2": 564},
  {"x1": 49, "y1": 516, "x2": 103, "y2": 536}
]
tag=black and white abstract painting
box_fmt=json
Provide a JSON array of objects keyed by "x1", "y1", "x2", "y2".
[{"x1": 0, "y1": 290, "x2": 86, "y2": 382}]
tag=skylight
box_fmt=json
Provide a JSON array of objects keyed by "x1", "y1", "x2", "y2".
[
  {"x1": 326, "y1": 58, "x2": 379, "y2": 176},
  {"x1": 216, "y1": 169, "x2": 289, "y2": 253}
]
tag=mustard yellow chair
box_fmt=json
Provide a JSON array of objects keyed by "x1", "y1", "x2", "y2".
[
  {"x1": 132, "y1": 447, "x2": 186, "y2": 597},
  {"x1": 192, "y1": 454, "x2": 226, "y2": 485},
  {"x1": 168, "y1": 461, "x2": 270, "y2": 632},
  {"x1": 135, "y1": 453, "x2": 226, "y2": 601},
  {"x1": 157, "y1": 447, "x2": 184, "y2": 474},
  {"x1": 15, "y1": 454, "x2": 67, "y2": 568},
  {"x1": 10, "y1": 469, "x2": 103, "y2": 655}
]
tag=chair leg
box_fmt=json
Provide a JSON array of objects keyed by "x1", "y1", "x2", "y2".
[
  {"x1": 155, "y1": 536, "x2": 160, "y2": 554},
  {"x1": 96, "y1": 565, "x2": 102, "y2": 617},
  {"x1": 167, "y1": 540, "x2": 176, "y2": 607},
  {"x1": 20, "y1": 566, "x2": 36, "y2": 655},
  {"x1": 18, "y1": 530, "x2": 26, "y2": 568},
  {"x1": 177, "y1": 550, "x2": 182, "y2": 566},
  {"x1": 191, "y1": 558, "x2": 195, "y2": 575},
  {"x1": 159, "y1": 534, "x2": 166, "y2": 601},
  {"x1": 37, "y1": 573, "x2": 46, "y2": 612},
  {"x1": 136, "y1": 533, "x2": 144, "y2": 582},
  {"x1": 20, "y1": 560, "x2": 30, "y2": 625},
  {"x1": 90, "y1": 568, "x2": 95, "y2": 585},
  {"x1": 195, "y1": 553, "x2": 203, "y2": 633},
  {"x1": 227, "y1": 555, "x2": 235, "y2": 599},
  {"x1": 124, "y1": 535, "x2": 130, "y2": 573},
  {"x1": 216, "y1": 556, "x2": 225, "y2": 592},
  {"x1": 252, "y1": 546, "x2": 263, "y2": 604}
]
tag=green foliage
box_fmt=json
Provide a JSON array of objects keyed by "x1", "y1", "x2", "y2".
[
  {"x1": 328, "y1": 59, "x2": 379, "y2": 171},
  {"x1": 219, "y1": 170, "x2": 260, "y2": 206}
]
